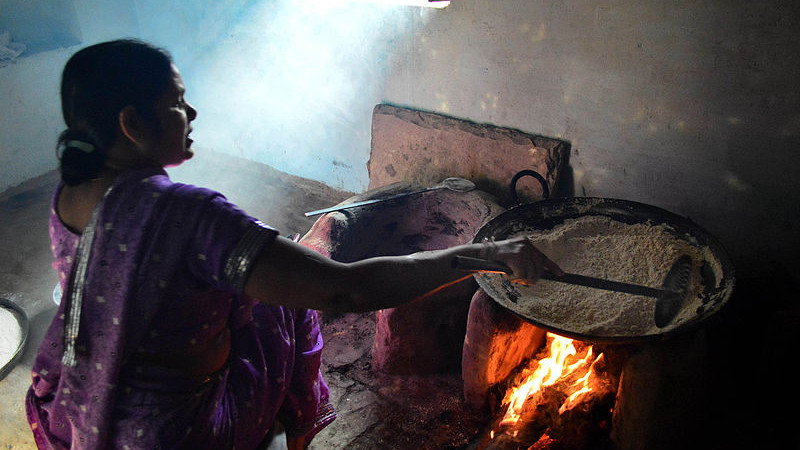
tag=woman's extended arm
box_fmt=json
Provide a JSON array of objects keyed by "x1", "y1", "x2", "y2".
[{"x1": 243, "y1": 235, "x2": 561, "y2": 313}]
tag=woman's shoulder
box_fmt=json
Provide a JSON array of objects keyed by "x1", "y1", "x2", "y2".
[
  {"x1": 170, "y1": 181, "x2": 225, "y2": 201},
  {"x1": 121, "y1": 168, "x2": 227, "y2": 202},
  {"x1": 116, "y1": 168, "x2": 257, "y2": 226}
]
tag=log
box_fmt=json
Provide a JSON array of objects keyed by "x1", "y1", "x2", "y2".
[
  {"x1": 610, "y1": 330, "x2": 710, "y2": 450},
  {"x1": 462, "y1": 289, "x2": 547, "y2": 411}
]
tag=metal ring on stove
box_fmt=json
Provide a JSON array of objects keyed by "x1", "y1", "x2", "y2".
[
  {"x1": 0, "y1": 297, "x2": 30, "y2": 381},
  {"x1": 510, "y1": 169, "x2": 550, "y2": 204}
]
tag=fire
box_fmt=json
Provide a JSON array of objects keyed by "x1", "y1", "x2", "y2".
[{"x1": 496, "y1": 333, "x2": 604, "y2": 430}]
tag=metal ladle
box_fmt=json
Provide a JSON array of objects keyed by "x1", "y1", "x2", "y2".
[
  {"x1": 453, "y1": 254, "x2": 694, "y2": 328},
  {"x1": 304, "y1": 177, "x2": 476, "y2": 217}
]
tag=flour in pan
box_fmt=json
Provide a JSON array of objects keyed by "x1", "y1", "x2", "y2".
[{"x1": 479, "y1": 215, "x2": 712, "y2": 337}]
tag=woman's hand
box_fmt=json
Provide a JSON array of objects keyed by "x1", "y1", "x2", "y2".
[{"x1": 486, "y1": 236, "x2": 563, "y2": 284}]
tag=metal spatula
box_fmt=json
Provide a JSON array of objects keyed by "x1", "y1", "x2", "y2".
[
  {"x1": 453, "y1": 254, "x2": 693, "y2": 328},
  {"x1": 304, "y1": 177, "x2": 476, "y2": 217}
]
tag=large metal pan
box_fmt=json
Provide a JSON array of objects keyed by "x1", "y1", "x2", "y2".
[{"x1": 471, "y1": 171, "x2": 736, "y2": 343}]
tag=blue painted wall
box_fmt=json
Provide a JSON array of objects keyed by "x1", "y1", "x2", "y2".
[{"x1": 0, "y1": 0, "x2": 427, "y2": 192}]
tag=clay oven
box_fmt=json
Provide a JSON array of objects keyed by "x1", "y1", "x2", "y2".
[{"x1": 300, "y1": 104, "x2": 730, "y2": 449}]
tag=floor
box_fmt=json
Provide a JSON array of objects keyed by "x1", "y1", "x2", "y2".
[{"x1": 0, "y1": 152, "x2": 488, "y2": 449}]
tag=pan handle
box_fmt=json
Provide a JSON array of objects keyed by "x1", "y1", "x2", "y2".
[{"x1": 510, "y1": 170, "x2": 550, "y2": 205}]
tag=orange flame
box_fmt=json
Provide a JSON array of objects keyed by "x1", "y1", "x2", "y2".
[
  {"x1": 496, "y1": 333, "x2": 603, "y2": 430},
  {"x1": 560, "y1": 352, "x2": 605, "y2": 414}
]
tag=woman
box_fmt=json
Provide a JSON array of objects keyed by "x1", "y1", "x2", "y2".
[{"x1": 26, "y1": 39, "x2": 561, "y2": 449}]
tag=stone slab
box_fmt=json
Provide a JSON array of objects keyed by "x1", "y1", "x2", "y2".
[{"x1": 367, "y1": 104, "x2": 570, "y2": 207}]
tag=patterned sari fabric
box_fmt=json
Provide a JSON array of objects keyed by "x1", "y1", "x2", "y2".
[{"x1": 26, "y1": 168, "x2": 335, "y2": 449}]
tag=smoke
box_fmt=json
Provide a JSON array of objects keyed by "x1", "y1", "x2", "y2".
[{"x1": 176, "y1": 0, "x2": 434, "y2": 191}]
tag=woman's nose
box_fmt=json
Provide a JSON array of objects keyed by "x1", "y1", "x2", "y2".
[{"x1": 187, "y1": 103, "x2": 197, "y2": 121}]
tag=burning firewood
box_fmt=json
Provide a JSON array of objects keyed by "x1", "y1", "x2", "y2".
[
  {"x1": 529, "y1": 430, "x2": 559, "y2": 449},
  {"x1": 480, "y1": 334, "x2": 620, "y2": 449}
]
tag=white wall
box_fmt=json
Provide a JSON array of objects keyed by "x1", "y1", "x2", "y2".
[
  {"x1": 0, "y1": 0, "x2": 138, "y2": 191},
  {"x1": 0, "y1": 48, "x2": 70, "y2": 190},
  {"x1": 1, "y1": 0, "x2": 798, "y2": 279}
]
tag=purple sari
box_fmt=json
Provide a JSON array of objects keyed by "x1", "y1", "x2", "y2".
[{"x1": 26, "y1": 168, "x2": 335, "y2": 449}]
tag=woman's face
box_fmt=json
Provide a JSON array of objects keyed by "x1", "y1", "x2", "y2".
[{"x1": 143, "y1": 64, "x2": 197, "y2": 167}]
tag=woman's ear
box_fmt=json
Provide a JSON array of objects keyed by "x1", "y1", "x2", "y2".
[{"x1": 118, "y1": 106, "x2": 147, "y2": 147}]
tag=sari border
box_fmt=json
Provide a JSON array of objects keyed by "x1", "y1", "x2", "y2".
[
  {"x1": 61, "y1": 186, "x2": 113, "y2": 367},
  {"x1": 283, "y1": 401, "x2": 337, "y2": 441},
  {"x1": 223, "y1": 220, "x2": 277, "y2": 292}
]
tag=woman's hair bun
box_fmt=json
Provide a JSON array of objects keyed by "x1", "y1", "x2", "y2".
[{"x1": 57, "y1": 129, "x2": 106, "y2": 186}]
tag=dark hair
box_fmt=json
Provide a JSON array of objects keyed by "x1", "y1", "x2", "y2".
[{"x1": 58, "y1": 39, "x2": 174, "y2": 185}]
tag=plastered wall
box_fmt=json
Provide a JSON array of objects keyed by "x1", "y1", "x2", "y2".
[
  {"x1": 381, "y1": 0, "x2": 800, "y2": 279},
  {"x1": 1, "y1": 0, "x2": 798, "y2": 280}
]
